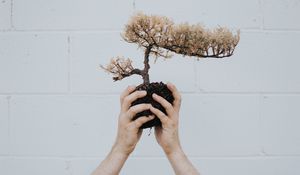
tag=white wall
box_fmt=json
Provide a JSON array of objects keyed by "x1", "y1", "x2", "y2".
[{"x1": 1, "y1": 0, "x2": 300, "y2": 174}]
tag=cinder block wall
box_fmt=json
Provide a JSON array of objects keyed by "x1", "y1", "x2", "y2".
[{"x1": 1, "y1": 0, "x2": 300, "y2": 174}]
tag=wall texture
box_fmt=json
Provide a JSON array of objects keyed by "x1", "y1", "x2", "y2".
[{"x1": 1, "y1": 0, "x2": 300, "y2": 174}]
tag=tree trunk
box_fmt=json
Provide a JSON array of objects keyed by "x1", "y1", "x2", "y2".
[{"x1": 142, "y1": 46, "x2": 152, "y2": 84}]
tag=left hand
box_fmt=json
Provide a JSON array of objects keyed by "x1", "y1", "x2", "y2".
[{"x1": 149, "y1": 83, "x2": 183, "y2": 155}]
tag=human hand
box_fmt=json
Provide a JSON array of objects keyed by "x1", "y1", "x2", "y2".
[
  {"x1": 149, "y1": 83, "x2": 182, "y2": 155},
  {"x1": 112, "y1": 86, "x2": 155, "y2": 156}
]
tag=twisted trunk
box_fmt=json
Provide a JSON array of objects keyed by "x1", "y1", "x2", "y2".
[{"x1": 141, "y1": 46, "x2": 152, "y2": 84}]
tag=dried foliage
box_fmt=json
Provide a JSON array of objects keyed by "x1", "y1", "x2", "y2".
[
  {"x1": 123, "y1": 13, "x2": 240, "y2": 58},
  {"x1": 101, "y1": 57, "x2": 136, "y2": 81},
  {"x1": 101, "y1": 13, "x2": 240, "y2": 83}
]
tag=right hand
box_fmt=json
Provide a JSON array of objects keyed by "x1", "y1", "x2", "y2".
[{"x1": 113, "y1": 86, "x2": 155, "y2": 156}]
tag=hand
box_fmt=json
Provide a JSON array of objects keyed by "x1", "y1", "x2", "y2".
[
  {"x1": 93, "y1": 84, "x2": 199, "y2": 175},
  {"x1": 113, "y1": 86, "x2": 155, "y2": 156},
  {"x1": 150, "y1": 83, "x2": 182, "y2": 155}
]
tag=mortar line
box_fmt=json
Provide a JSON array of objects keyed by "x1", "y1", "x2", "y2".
[
  {"x1": 1, "y1": 92, "x2": 300, "y2": 96},
  {"x1": 196, "y1": 92, "x2": 300, "y2": 95},
  {"x1": 67, "y1": 35, "x2": 71, "y2": 94},
  {"x1": 1, "y1": 28, "x2": 300, "y2": 34},
  {"x1": 258, "y1": 93, "x2": 266, "y2": 156},
  {"x1": 6, "y1": 96, "x2": 11, "y2": 156},
  {"x1": 0, "y1": 29, "x2": 123, "y2": 33},
  {"x1": 129, "y1": 155, "x2": 300, "y2": 159},
  {"x1": 133, "y1": 0, "x2": 136, "y2": 10},
  {"x1": 0, "y1": 155, "x2": 300, "y2": 159},
  {"x1": 10, "y1": 0, "x2": 14, "y2": 29},
  {"x1": 258, "y1": 0, "x2": 264, "y2": 30},
  {"x1": 242, "y1": 28, "x2": 300, "y2": 33},
  {"x1": 193, "y1": 59, "x2": 200, "y2": 93},
  {"x1": 1, "y1": 29, "x2": 300, "y2": 35}
]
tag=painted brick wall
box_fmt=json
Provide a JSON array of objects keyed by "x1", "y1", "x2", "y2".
[{"x1": 1, "y1": 0, "x2": 300, "y2": 174}]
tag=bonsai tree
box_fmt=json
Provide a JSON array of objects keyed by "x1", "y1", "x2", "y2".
[{"x1": 101, "y1": 13, "x2": 240, "y2": 128}]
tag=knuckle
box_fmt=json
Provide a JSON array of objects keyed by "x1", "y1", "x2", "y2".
[
  {"x1": 131, "y1": 120, "x2": 139, "y2": 128},
  {"x1": 178, "y1": 94, "x2": 182, "y2": 101},
  {"x1": 141, "y1": 117, "x2": 149, "y2": 123},
  {"x1": 166, "y1": 103, "x2": 172, "y2": 109},
  {"x1": 123, "y1": 96, "x2": 130, "y2": 104},
  {"x1": 157, "y1": 95, "x2": 163, "y2": 101},
  {"x1": 120, "y1": 95, "x2": 126, "y2": 103},
  {"x1": 134, "y1": 120, "x2": 140, "y2": 126},
  {"x1": 129, "y1": 92, "x2": 140, "y2": 101},
  {"x1": 119, "y1": 95, "x2": 124, "y2": 101},
  {"x1": 170, "y1": 108, "x2": 176, "y2": 113},
  {"x1": 128, "y1": 107, "x2": 137, "y2": 114},
  {"x1": 132, "y1": 92, "x2": 139, "y2": 97},
  {"x1": 137, "y1": 91, "x2": 146, "y2": 98},
  {"x1": 136, "y1": 119, "x2": 143, "y2": 126},
  {"x1": 170, "y1": 122, "x2": 176, "y2": 128},
  {"x1": 140, "y1": 104, "x2": 147, "y2": 108},
  {"x1": 161, "y1": 116, "x2": 168, "y2": 123},
  {"x1": 159, "y1": 111, "x2": 166, "y2": 118},
  {"x1": 126, "y1": 124, "x2": 134, "y2": 131},
  {"x1": 144, "y1": 104, "x2": 151, "y2": 109},
  {"x1": 152, "y1": 108, "x2": 160, "y2": 115},
  {"x1": 119, "y1": 113, "x2": 125, "y2": 119}
]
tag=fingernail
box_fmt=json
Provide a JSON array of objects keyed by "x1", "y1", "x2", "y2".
[{"x1": 152, "y1": 93, "x2": 157, "y2": 97}]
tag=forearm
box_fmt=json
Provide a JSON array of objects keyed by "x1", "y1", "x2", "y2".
[
  {"x1": 92, "y1": 147, "x2": 129, "y2": 175},
  {"x1": 166, "y1": 148, "x2": 200, "y2": 175}
]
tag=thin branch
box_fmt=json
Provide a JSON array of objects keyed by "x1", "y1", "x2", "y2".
[
  {"x1": 114, "y1": 68, "x2": 143, "y2": 81},
  {"x1": 101, "y1": 57, "x2": 144, "y2": 81}
]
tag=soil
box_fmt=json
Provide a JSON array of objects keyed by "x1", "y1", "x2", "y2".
[{"x1": 131, "y1": 82, "x2": 174, "y2": 129}]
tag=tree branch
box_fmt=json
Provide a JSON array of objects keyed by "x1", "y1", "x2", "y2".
[
  {"x1": 113, "y1": 68, "x2": 143, "y2": 81},
  {"x1": 101, "y1": 57, "x2": 145, "y2": 81}
]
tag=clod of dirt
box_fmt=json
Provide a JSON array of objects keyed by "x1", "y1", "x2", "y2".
[{"x1": 131, "y1": 82, "x2": 174, "y2": 129}]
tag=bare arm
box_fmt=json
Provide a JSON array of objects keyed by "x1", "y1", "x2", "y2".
[
  {"x1": 150, "y1": 83, "x2": 200, "y2": 175},
  {"x1": 92, "y1": 86, "x2": 154, "y2": 175},
  {"x1": 91, "y1": 148, "x2": 128, "y2": 175},
  {"x1": 166, "y1": 148, "x2": 200, "y2": 175}
]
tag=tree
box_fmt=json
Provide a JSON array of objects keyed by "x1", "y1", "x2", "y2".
[{"x1": 101, "y1": 13, "x2": 240, "y2": 128}]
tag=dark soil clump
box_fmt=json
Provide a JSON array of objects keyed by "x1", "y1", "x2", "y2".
[{"x1": 131, "y1": 82, "x2": 174, "y2": 129}]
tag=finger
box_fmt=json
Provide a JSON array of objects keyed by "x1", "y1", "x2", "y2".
[
  {"x1": 152, "y1": 93, "x2": 174, "y2": 116},
  {"x1": 120, "y1": 85, "x2": 136, "y2": 104},
  {"x1": 150, "y1": 106, "x2": 168, "y2": 124},
  {"x1": 125, "y1": 103, "x2": 151, "y2": 120},
  {"x1": 167, "y1": 82, "x2": 181, "y2": 111},
  {"x1": 132, "y1": 115, "x2": 155, "y2": 129},
  {"x1": 121, "y1": 90, "x2": 147, "y2": 112}
]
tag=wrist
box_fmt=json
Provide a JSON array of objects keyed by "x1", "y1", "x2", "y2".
[
  {"x1": 164, "y1": 144, "x2": 183, "y2": 157},
  {"x1": 166, "y1": 147, "x2": 186, "y2": 161},
  {"x1": 111, "y1": 143, "x2": 132, "y2": 157}
]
